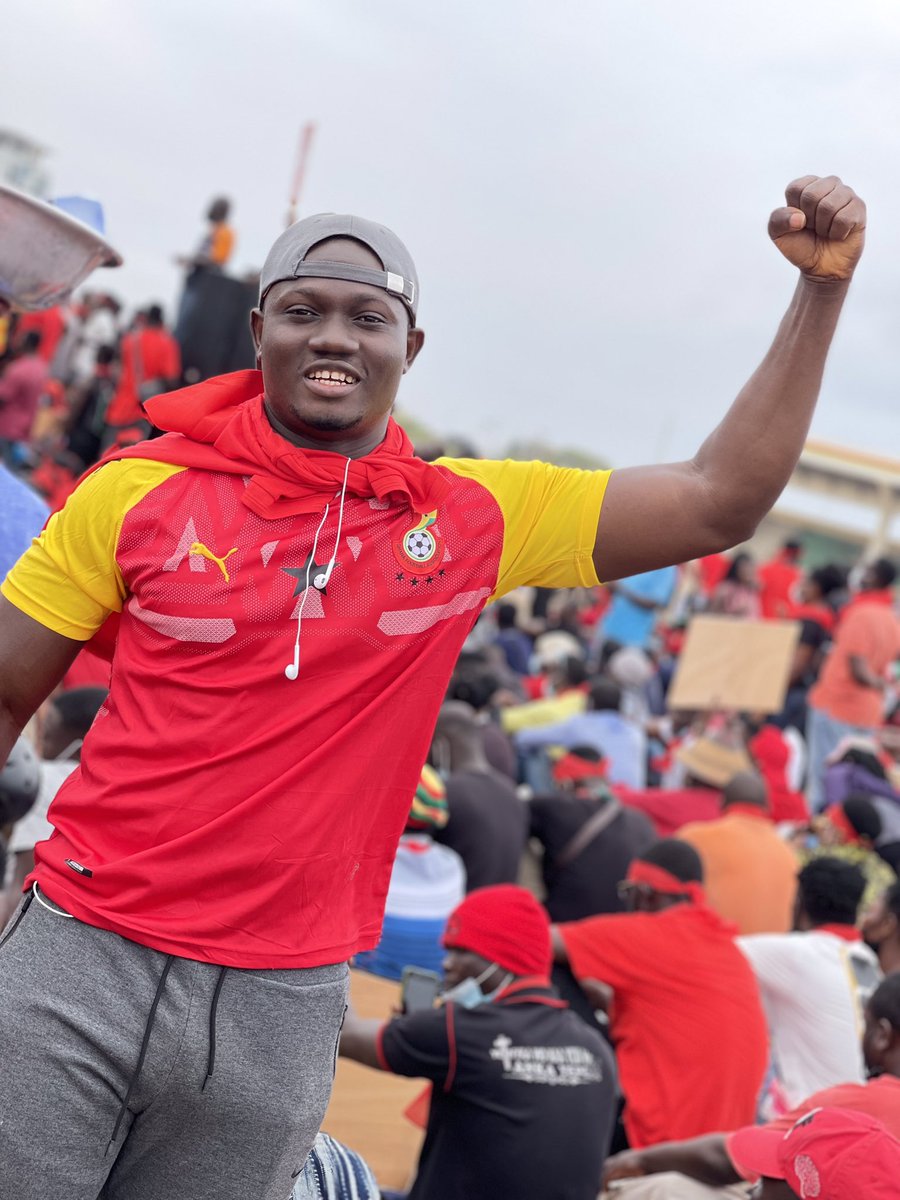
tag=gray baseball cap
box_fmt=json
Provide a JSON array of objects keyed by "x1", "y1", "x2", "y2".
[{"x1": 259, "y1": 213, "x2": 418, "y2": 322}]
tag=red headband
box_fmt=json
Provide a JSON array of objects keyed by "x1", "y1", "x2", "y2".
[
  {"x1": 627, "y1": 860, "x2": 705, "y2": 904},
  {"x1": 552, "y1": 754, "x2": 608, "y2": 784},
  {"x1": 825, "y1": 804, "x2": 866, "y2": 847}
]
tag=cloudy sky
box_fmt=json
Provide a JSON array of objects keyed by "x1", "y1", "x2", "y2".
[{"x1": 8, "y1": 1, "x2": 900, "y2": 465}]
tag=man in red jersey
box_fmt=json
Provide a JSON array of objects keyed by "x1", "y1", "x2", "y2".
[
  {"x1": 0, "y1": 177, "x2": 867, "y2": 1199},
  {"x1": 601, "y1": 972, "x2": 900, "y2": 1198},
  {"x1": 552, "y1": 839, "x2": 769, "y2": 1148}
]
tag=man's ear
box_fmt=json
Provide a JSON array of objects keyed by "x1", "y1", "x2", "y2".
[
  {"x1": 250, "y1": 307, "x2": 264, "y2": 360},
  {"x1": 403, "y1": 326, "x2": 425, "y2": 374}
]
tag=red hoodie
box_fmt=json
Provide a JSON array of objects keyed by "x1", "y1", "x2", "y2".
[{"x1": 3, "y1": 371, "x2": 608, "y2": 967}]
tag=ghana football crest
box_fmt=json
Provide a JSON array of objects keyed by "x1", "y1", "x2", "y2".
[{"x1": 393, "y1": 510, "x2": 445, "y2": 575}]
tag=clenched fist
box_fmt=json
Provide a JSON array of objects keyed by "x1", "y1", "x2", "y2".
[{"x1": 769, "y1": 175, "x2": 866, "y2": 282}]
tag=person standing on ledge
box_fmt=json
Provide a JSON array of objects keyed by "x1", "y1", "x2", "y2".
[{"x1": 0, "y1": 176, "x2": 867, "y2": 1200}]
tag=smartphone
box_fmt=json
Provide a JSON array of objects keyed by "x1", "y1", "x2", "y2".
[{"x1": 400, "y1": 966, "x2": 441, "y2": 1014}]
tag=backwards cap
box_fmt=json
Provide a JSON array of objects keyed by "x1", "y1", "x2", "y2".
[
  {"x1": 259, "y1": 213, "x2": 418, "y2": 322},
  {"x1": 729, "y1": 1107, "x2": 900, "y2": 1199}
]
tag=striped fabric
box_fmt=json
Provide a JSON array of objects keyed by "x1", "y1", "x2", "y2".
[{"x1": 291, "y1": 1132, "x2": 380, "y2": 1199}]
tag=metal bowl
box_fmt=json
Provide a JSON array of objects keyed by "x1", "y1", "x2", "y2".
[{"x1": 0, "y1": 183, "x2": 123, "y2": 311}]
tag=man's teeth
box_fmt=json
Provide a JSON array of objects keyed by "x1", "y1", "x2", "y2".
[{"x1": 308, "y1": 370, "x2": 357, "y2": 385}]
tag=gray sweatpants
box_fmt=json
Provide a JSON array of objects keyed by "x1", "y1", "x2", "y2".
[{"x1": 0, "y1": 890, "x2": 349, "y2": 1200}]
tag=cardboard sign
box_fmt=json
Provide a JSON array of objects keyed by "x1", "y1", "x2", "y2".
[{"x1": 667, "y1": 615, "x2": 800, "y2": 713}]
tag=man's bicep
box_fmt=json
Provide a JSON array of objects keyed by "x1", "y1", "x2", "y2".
[
  {"x1": 593, "y1": 463, "x2": 733, "y2": 582},
  {"x1": 0, "y1": 596, "x2": 83, "y2": 730}
]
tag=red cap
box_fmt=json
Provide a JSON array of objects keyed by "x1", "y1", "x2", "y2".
[
  {"x1": 441, "y1": 885, "x2": 552, "y2": 978},
  {"x1": 729, "y1": 1107, "x2": 900, "y2": 1198}
]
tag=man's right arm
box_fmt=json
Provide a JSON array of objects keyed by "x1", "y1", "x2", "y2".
[
  {"x1": 0, "y1": 596, "x2": 84, "y2": 762},
  {"x1": 602, "y1": 1135, "x2": 740, "y2": 1189}
]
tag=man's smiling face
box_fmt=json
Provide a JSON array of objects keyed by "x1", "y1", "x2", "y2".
[{"x1": 251, "y1": 237, "x2": 424, "y2": 457}]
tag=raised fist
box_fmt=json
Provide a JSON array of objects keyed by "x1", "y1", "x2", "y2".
[{"x1": 769, "y1": 175, "x2": 866, "y2": 282}]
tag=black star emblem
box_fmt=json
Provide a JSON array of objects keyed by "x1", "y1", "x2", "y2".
[
  {"x1": 283, "y1": 551, "x2": 329, "y2": 597},
  {"x1": 396, "y1": 571, "x2": 405, "y2": 582},
  {"x1": 425, "y1": 576, "x2": 434, "y2": 585},
  {"x1": 410, "y1": 577, "x2": 419, "y2": 587},
  {"x1": 438, "y1": 568, "x2": 446, "y2": 578}
]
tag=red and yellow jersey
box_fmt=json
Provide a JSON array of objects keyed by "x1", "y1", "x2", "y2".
[{"x1": 3, "y1": 447, "x2": 608, "y2": 968}]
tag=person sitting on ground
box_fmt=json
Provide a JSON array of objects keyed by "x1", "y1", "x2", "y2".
[
  {"x1": 431, "y1": 701, "x2": 528, "y2": 890},
  {"x1": 291, "y1": 1132, "x2": 380, "y2": 1200},
  {"x1": 862, "y1": 881, "x2": 900, "y2": 977},
  {"x1": 617, "y1": 736, "x2": 753, "y2": 837},
  {"x1": 446, "y1": 656, "x2": 518, "y2": 781},
  {"x1": 600, "y1": 972, "x2": 900, "y2": 1199},
  {"x1": 552, "y1": 839, "x2": 769, "y2": 1149},
  {"x1": 340, "y1": 885, "x2": 618, "y2": 1200},
  {"x1": 729, "y1": 1106, "x2": 900, "y2": 1200},
  {"x1": 354, "y1": 765, "x2": 465, "y2": 982},
  {"x1": 492, "y1": 601, "x2": 533, "y2": 676},
  {"x1": 499, "y1": 653, "x2": 589, "y2": 735},
  {"x1": 804, "y1": 794, "x2": 896, "y2": 912},
  {"x1": 529, "y1": 745, "x2": 656, "y2": 922},
  {"x1": 516, "y1": 676, "x2": 647, "y2": 788},
  {"x1": 738, "y1": 857, "x2": 880, "y2": 1112},
  {"x1": 677, "y1": 771, "x2": 799, "y2": 934},
  {"x1": 822, "y1": 739, "x2": 900, "y2": 873}
]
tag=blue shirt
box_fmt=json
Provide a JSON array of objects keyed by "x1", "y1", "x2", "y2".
[
  {"x1": 0, "y1": 466, "x2": 49, "y2": 583},
  {"x1": 516, "y1": 710, "x2": 647, "y2": 788},
  {"x1": 601, "y1": 566, "x2": 677, "y2": 649}
]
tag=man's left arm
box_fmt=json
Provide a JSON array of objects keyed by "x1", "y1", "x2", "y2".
[
  {"x1": 594, "y1": 176, "x2": 865, "y2": 582},
  {"x1": 338, "y1": 1005, "x2": 388, "y2": 1071},
  {"x1": 340, "y1": 1002, "x2": 453, "y2": 1083}
]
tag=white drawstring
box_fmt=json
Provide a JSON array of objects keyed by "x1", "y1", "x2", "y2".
[
  {"x1": 284, "y1": 457, "x2": 352, "y2": 681},
  {"x1": 32, "y1": 881, "x2": 74, "y2": 917}
]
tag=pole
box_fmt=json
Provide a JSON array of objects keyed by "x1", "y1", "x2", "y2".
[{"x1": 286, "y1": 121, "x2": 317, "y2": 228}]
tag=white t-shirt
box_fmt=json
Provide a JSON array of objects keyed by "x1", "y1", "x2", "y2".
[
  {"x1": 738, "y1": 929, "x2": 881, "y2": 1108},
  {"x1": 8, "y1": 759, "x2": 77, "y2": 854}
]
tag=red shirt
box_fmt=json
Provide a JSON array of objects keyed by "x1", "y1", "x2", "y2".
[
  {"x1": 561, "y1": 904, "x2": 769, "y2": 1147},
  {"x1": 2, "y1": 371, "x2": 609, "y2": 968},
  {"x1": 728, "y1": 1076, "x2": 900, "y2": 1177},
  {"x1": 106, "y1": 327, "x2": 182, "y2": 426},
  {"x1": 758, "y1": 553, "x2": 802, "y2": 620}
]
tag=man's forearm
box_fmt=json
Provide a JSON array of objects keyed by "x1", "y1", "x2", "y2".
[
  {"x1": 633, "y1": 1135, "x2": 741, "y2": 1187},
  {"x1": 691, "y1": 275, "x2": 849, "y2": 545}
]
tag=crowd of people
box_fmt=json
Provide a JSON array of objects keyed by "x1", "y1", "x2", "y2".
[{"x1": 3, "y1": 174, "x2": 900, "y2": 1199}]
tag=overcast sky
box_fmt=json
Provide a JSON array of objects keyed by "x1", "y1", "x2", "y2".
[{"x1": 8, "y1": 0, "x2": 900, "y2": 464}]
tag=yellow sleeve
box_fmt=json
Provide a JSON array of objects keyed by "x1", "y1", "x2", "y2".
[
  {"x1": 435, "y1": 457, "x2": 611, "y2": 599},
  {"x1": 500, "y1": 691, "x2": 588, "y2": 734},
  {"x1": 1, "y1": 459, "x2": 184, "y2": 640}
]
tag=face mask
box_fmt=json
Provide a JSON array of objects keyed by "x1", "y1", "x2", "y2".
[{"x1": 442, "y1": 963, "x2": 513, "y2": 1010}]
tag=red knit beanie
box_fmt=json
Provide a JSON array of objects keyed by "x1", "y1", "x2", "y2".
[{"x1": 441, "y1": 885, "x2": 552, "y2": 978}]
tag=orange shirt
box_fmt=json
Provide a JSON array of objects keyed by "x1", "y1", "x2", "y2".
[
  {"x1": 561, "y1": 904, "x2": 768, "y2": 1147},
  {"x1": 809, "y1": 598, "x2": 900, "y2": 727},
  {"x1": 677, "y1": 808, "x2": 799, "y2": 934},
  {"x1": 209, "y1": 222, "x2": 235, "y2": 266}
]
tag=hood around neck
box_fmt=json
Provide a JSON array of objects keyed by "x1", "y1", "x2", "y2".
[{"x1": 95, "y1": 370, "x2": 450, "y2": 520}]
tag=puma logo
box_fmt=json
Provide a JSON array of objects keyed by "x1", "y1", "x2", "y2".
[{"x1": 190, "y1": 542, "x2": 238, "y2": 582}]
